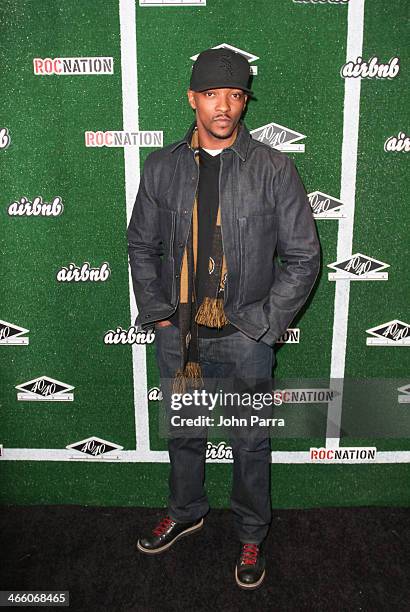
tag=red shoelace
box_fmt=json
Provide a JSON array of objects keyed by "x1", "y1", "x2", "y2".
[
  {"x1": 152, "y1": 516, "x2": 175, "y2": 536},
  {"x1": 240, "y1": 543, "x2": 259, "y2": 565}
]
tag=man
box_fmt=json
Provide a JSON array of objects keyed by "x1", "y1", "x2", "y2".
[{"x1": 127, "y1": 48, "x2": 320, "y2": 590}]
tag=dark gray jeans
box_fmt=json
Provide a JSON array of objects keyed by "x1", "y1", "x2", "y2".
[{"x1": 154, "y1": 323, "x2": 275, "y2": 544}]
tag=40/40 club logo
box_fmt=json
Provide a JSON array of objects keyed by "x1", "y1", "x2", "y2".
[
  {"x1": 308, "y1": 191, "x2": 345, "y2": 219},
  {"x1": 66, "y1": 436, "x2": 123, "y2": 458},
  {"x1": 398, "y1": 384, "x2": 410, "y2": 404},
  {"x1": 16, "y1": 376, "x2": 74, "y2": 401},
  {"x1": 0, "y1": 320, "x2": 29, "y2": 345},
  {"x1": 250, "y1": 122, "x2": 305, "y2": 153},
  {"x1": 327, "y1": 254, "x2": 389, "y2": 280},
  {"x1": 366, "y1": 320, "x2": 410, "y2": 346}
]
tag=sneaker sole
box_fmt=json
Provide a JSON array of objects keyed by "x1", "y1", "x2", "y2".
[
  {"x1": 235, "y1": 566, "x2": 266, "y2": 590},
  {"x1": 136, "y1": 517, "x2": 204, "y2": 554}
]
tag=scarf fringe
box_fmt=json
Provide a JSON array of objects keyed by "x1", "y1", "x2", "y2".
[
  {"x1": 172, "y1": 361, "x2": 203, "y2": 395},
  {"x1": 195, "y1": 296, "x2": 229, "y2": 328}
]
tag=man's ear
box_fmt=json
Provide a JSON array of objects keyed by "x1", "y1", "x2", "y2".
[{"x1": 187, "y1": 89, "x2": 196, "y2": 111}]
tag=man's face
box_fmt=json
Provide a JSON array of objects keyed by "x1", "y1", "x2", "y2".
[{"x1": 187, "y1": 88, "x2": 248, "y2": 141}]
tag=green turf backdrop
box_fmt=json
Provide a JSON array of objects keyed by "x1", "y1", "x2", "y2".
[{"x1": 0, "y1": 0, "x2": 409, "y2": 507}]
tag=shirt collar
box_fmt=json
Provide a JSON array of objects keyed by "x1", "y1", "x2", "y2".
[{"x1": 170, "y1": 119, "x2": 250, "y2": 162}]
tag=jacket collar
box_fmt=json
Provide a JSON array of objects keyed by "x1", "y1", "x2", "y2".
[{"x1": 170, "y1": 119, "x2": 250, "y2": 162}]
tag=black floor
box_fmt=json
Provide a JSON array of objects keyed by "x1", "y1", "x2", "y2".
[{"x1": 1, "y1": 505, "x2": 409, "y2": 611}]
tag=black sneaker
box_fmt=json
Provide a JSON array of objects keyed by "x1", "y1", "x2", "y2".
[
  {"x1": 137, "y1": 515, "x2": 204, "y2": 554},
  {"x1": 235, "y1": 543, "x2": 266, "y2": 590}
]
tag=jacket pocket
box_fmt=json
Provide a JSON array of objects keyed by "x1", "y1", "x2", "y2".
[
  {"x1": 160, "y1": 256, "x2": 176, "y2": 304},
  {"x1": 159, "y1": 208, "x2": 176, "y2": 260},
  {"x1": 236, "y1": 213, "x2": 277, "y2": 308}
]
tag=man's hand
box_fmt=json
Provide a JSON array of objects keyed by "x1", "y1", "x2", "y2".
[{"x1": 155, "y1": 320, "x2": 173, "y2": 328}]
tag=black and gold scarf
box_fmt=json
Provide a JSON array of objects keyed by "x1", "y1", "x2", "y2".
[{"x1": 171, "y1": 127, "x2": 229, "y2": 395}]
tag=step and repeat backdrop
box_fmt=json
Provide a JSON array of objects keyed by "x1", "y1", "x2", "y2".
[{"x1": 1, "y1": 0, "x2": 409, "y2": 507}]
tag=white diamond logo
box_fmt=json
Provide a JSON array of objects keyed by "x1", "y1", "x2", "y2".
[
  {"x1": 366, "y1": 320, "x2": 410, "y2": 346},
  {"x1": 308, "y1": 191, "x2": 345, "y2": 219},
  {"x1": 66, "y1": 436, "x2": 123, "y2": 457},
  {"x1": 0, "y1": 320, "x2": 29, "y2": 345},
  {"x1": 16, "y1": 376, "x2": 74, "y2": 401},
  {"x1": 250, "y1": 122, "x2": 305, "y2": 152},
  {"x1": 328, "y1": 253, "x2": 389, "y2": 280}
]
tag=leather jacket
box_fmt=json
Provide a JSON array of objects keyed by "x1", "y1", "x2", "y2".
[{"x1": 127, "y1": 120, "x2": 321, "y2": 346}]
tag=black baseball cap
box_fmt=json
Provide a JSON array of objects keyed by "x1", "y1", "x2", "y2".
[{"x1": 189, "y1": 48, "x2": 254, "y2": 97}]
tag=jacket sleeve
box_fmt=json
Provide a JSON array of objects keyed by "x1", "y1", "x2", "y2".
[
  {"x1": 127, "y1": 156, "x2": 170, "y2": 330},
  {"x1": 260, "y1": 155, "x2": 321, "y2": 346}
]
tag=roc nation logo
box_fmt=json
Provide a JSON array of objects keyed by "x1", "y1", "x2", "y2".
[
  {"x1": 279, "y1": 388, "x2": 338, "y2": 403},
  {"x1": 277, "y1": 328, "x2": 300, "y2": 344},
  {"x1": 103, "y1": 326, "x2": 155, "y2": 345},
  {"x1": 366, "y1": 320, "x2": 410, "y2": 346},
  {"x1": 308, "y1": 191, "x2": 345, "y2": 219},
  {"x1": 0, "y1": 320, "x2": 29, "y2": 345},
  {"x1": 190, "y1": 43, "x2": 259, "y2": 75},
  {"x1": 0, "y1": 128, "x2": 10, "y2": 149},
  {"x1": 140, "y1": 0, "x2": 206, "y2": 4},
  {"x1": 384, "y1": 132, "x2": 410, "y2": 153},
  {"x1": 250, "y1": 122, "x2": 305, "y2": 153},
  {"x1": 7, "y1": 196, "x2": 63, "y2": 217},
  {"x1": 310, "y1": 447, "x2": 377, "y2": 462},
  {"x1": 16, "y1": 376, "x2": 74, "y2": 401},
  {"x1": 327, "y1": 254, "x2": 389, "y2": 281},
  {"x1": 340, "y1": 56, "x2": 400, "y2": 79},
  {"x1": 33, "y1": 57, "x2": 113, "y2": 75},
  {"x1": 56, "y1": 262, "x2": 111, "y2": 282},
  {"x1": 398, "y1": 384, "x2": 410, "y2": 404},
  {"x1": 148, "y1": 386, "x2": 163, "y2": 401},
  {"x1": 206, "y1": 441, "x2": 233, "y2": 460},
  {"x1": 85, "y1": 131, "x2": 162, "y2": 147},
  {"x1": 66, "y1": 436, "x2": 123, "y2": 458}
]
